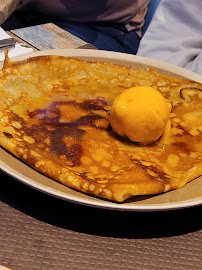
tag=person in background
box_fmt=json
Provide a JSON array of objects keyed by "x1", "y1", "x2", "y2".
[
  {"x1": 137, "y1": 0, "x2": 202, "y2": 75},
  {"x1": 2, "y1": 0, "x2": 150, "y2": 55}
]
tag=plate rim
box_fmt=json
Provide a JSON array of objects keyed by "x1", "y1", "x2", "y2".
[
  {"x1": 7, "y1": 48, "x2": 202, "y2": 83},
  {"x1": 1, "y1": 162, "x2": 202, "y2": 212},
  {"x1": 1, "y1": 49, "x2": 202, "y2": 212}
]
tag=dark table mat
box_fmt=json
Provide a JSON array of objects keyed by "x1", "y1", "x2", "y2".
[{"x1": 0, "y1": 169, "x2": 202, "y2": 270}]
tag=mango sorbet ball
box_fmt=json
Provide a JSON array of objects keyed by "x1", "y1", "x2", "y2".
[{"x1": 110, "y1": 86, "x2": 172, "y2": 144}]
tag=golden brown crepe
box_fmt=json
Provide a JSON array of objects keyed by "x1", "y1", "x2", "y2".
[{"x1": 0, "y1": 53, "x2": 201, "y2": 202}]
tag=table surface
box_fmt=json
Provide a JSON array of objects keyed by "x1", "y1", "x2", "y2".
[
  {"x1": 8, "y1": 23, "x2": 96, "y2": 51},
  {"x1": 0, "y1": 23, "x2": 202, "y2": 270},
  {"x1": 0, "y1": 0, "x2": 20, "y2": 25}
]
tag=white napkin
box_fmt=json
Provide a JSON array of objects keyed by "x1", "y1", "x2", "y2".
[{"x1": 0, "y1": 27, "x2": 34, "y2": 61}]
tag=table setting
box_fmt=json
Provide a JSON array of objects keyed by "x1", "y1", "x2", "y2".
[
  {"x1": 0, "y1": 26, "x2": 34, "y2": 61},
  {"x1": 0, "y1": 22, "x2": 201, "y2": 270}
]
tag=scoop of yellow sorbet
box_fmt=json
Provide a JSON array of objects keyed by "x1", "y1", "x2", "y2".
[{"x1": 110, "y1": 86, "x2": 172, "y2": 144}]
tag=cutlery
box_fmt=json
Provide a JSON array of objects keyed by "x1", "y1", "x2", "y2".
[{"x1": 0, "y1": 38, "x2": 17, "y2": 49}]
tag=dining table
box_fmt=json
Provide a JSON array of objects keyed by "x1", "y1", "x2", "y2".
[{"x1": 0, "y1": 22, "x2": 202, "y2": 270}]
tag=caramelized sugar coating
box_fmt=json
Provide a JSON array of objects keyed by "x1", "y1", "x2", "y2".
[{"x1": 0, "y1": 55, "x2": 201, "y2": 202}]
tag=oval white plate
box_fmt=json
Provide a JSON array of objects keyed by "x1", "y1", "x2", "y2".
[{"x1": 0, "y1": 49, "x2": 202, "y2": 211}]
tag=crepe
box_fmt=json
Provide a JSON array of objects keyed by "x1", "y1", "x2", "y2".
[{"x1": 0, "y1": 53, "x2": 201, "y2": 202}]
